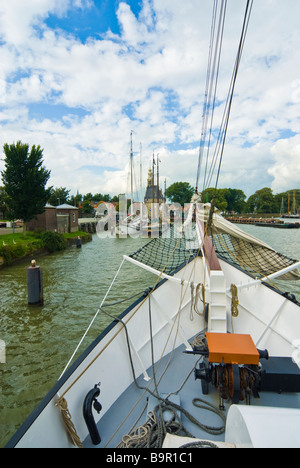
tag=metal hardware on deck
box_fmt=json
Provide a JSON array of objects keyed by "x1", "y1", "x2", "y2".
[
  {"x1": 260, "y1": 357, "x2": 300, "y2": 393},
  {"x1": 83, "y1": 384, "x2": 102, "y2": 445},
  {"x1": 193, "y1": 333, "x2": 267, "y2": 406},
  {"x1": 206, "y1": 332, "x2": 260, "y2": 365},
  {"x1": 193, "y1": 332, "x2": 300, "y2": 407}
]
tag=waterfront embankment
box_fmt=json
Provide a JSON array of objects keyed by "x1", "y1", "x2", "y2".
[{"x1": 0, "y1": 230, "x2": 92, "y2": 268}]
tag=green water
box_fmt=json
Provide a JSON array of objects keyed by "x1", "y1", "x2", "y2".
[
  {"x1": 0, "y1": 225, "x2": 299, "y2": 447},
  {"x1": 0, "y1": 235, "x2": 153, "y2": 447}
]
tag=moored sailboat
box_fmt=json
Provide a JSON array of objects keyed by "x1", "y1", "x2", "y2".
[
  {"x1": 281, "y1": 191, "x2": 300, "y2": 219},
  {"x1": 115, "y1": 143, "x2": 169, "y2": 238}
]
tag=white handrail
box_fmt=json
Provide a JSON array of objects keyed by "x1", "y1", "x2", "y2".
[
  {"x1": 123, "y1": 255, "x2": 192, "y2": 285},
  {"x1": 226, "y1": 261, "x2": 300, "y2": 292}
]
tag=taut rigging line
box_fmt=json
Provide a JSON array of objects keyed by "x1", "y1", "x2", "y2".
[
  {"x1": 195, "y1": 0, "x2": 227, "y2": 195},
  {"x1": 195, "y1": 0, "x2": 254, "y2": 195}
]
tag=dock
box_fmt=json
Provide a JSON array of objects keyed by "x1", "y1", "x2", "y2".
[
  {"x1": 78, "y1": 218, "x2": 98, "y2": 233},
  {"x1": 225, "y1": 217, "x2": 300, "y2": 228}
]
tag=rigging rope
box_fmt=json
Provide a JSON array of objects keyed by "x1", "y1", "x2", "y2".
[
  {"x1": 129, "y1": 229, "x2": 200, "y2": 276},
  {"x1": 54, "y1": 3, "x2": 256, "y2": 449},
  {"x1": 196, "y1": 0, "x2": 227, "y2": 193},
  {"x1": 58, "y1": 258, "x2": 125, "y2": 379},
  {"x1": 104, "y1": 293, "x2": 226, "y2": 449},
  {"x1": 213, "y1": 0, "x2": 254, "y2": 191},
  {"x1": 195, "y1": 0, "x2": 254, "y2": 194}
]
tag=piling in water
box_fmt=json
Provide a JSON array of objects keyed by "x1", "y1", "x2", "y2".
[{"x1": 27, "y1": 260, "x2": 44, "y2": 306}]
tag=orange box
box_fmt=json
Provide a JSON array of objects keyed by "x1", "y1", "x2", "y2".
[{"x1": 206, "y1": 332, "x2": 260, "y2": 365}]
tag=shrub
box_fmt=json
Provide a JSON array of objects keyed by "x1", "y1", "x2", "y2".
[
  {"x1": 40, "y1": 231, "x2": 66, "y2": 253},
  {"x1": 0, "y1": 242, "x2": 39, "y2": 265},
  {"x1": 0, "y1": 244, "x2": 22, "y2": 264}
]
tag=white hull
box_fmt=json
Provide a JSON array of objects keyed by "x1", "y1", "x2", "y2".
[
  {"x1": 115, "y1": 220, "x2": 170, "y2": 238},
  {"x1": 7, "y1": 244, "x2": 300, "y2": 448}
]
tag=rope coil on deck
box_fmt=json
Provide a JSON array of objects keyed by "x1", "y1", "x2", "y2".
[{"x1": 118, "y1": 397, "x2": 226, "y2": 449}]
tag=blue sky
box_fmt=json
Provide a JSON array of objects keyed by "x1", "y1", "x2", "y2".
[
  {"x1": 0, "y1": 0, "x2": 299, "y2": 199},
  {"x1": 45, "y1": 1, "x2": 143, "y2": 40}
]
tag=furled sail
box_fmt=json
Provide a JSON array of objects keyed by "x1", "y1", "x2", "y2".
[{"x1": 198, "y1": 203, "x2": 300, "y2": 281}]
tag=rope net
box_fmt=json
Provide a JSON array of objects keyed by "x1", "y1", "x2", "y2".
[
  {"x1": 129, "y1": 219, "x2": 299, "y2": 282},
  {"x1": 211, "y1": 232, "x2": 300, "y2": 280},
  {"x1": 129, "y1": 231, "x2": 201, "y2": 276}
]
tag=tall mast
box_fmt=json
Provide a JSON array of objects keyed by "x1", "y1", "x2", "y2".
[
  {"x1": 152, "y1": 153, "x2": 155, "y2": 204},
  {"x1": 140, "y1": 142, "x2": 142, "y2": 203},
  {"x1": 280, "y1": 197, "x2": 284, "y2": 215},
  {"x1": 157, "y1": 154, "x2": 159, "y2": 204},
  {"x1": 130, "y1": 131, "x2": 133, "y2": 213},
  {"x1": 293, "y1": 190, "x2": 296, "y2": 214}
]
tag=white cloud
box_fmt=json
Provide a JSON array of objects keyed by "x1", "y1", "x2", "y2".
[
  {"x1": 0, "y1": 0, "x2": 299, "y2": 198},
  {"x1": 0, "y1": 0, "x2": 70, "y2": 45},
  {"x1": 269, "y1": 136, "x2": 300, "y2": 193}
]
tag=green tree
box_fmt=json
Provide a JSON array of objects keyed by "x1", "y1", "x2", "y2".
[
  {"x1": 48, "y1": 187, "x2": 70, "y2": 206},
  {"x1": 83, "y1": 192, "x2": 93, "y2": 202},
  {"x1": 69, "y1": 192, "x2": 82, "y2": 207},
  {"x1": 165, "y1": 182, "x2": 194, "y2": 206},
  {"x1": 224, "y1": 188, "x2": 247, "y2": 214},
  {"x1": 81, "y1": 199, "x2": 94, "y2": 215},
  {"x1": 1, "y1": 141, "x2": 51, "y2": 234},
  {"x1": 246, "y1": 187, "x2": 277, "y2": 214},
  {"x1": 201, "y1": 188, "x2": 229, "y2": 212},
  {"x1": 0, "y1": 186, "x2": 10, "y2": 219},
  {"x1": 92, "y1": 193, "x2": 110, "y2": 202}
]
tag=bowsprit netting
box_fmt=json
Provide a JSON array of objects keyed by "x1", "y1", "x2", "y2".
[
  {"x1": 211, "y1": 232, "x2": 300, "y2": 280},
  {"x1": 129, "y1": 232, "x2": 201, "y2": 276}
]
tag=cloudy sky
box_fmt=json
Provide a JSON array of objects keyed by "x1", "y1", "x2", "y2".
[{"x1": 0, "y1": 0, "x2": 299, "y2": 199}]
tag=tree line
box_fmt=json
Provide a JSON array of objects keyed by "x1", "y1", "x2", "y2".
[
  {"x1": 47, "y1": 184, "x2": 300, "y2": 215},
  {"x1": 201, "y1": 186, "x2": 300, "y2": 214},
  {"x1": 165, "y1": 182, "x2": 300, "y2": 215},
  {"x1": 0, "y1": 142, "x2": 299, "y2": 226}
]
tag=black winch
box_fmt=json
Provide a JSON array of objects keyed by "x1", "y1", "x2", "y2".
[{"x1": 190, "y1": 333, "x2": 300, "y2": 406}]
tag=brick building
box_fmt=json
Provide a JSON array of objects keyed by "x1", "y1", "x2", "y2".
[
  {"x1": 26, "y1": 204, "x2": 57, "y2": 232},
  {"x1": 26, "y1": 204, "x2": 79, "y2": 233},
  {"x1": 56, "y1": 204, "x2": 79, "y2": 233}
]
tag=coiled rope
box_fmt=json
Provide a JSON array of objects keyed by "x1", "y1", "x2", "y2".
[
  {"x1": 116, "y1": 294, "x2": 226, "y2": 449},
  {"x1": 230, "y1": 284, "x2": 239, "y2": 317},
  {"x1": 119, "y1": 397, "x2": 226, "y2": 448},
  {"x1": 55, "y1": 397, "x2": 83, "y2": 448}
]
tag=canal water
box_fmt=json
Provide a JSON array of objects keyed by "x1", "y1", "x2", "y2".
[{"x1": 0, "y1": 224, "x2": 299, "y2": 447}]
